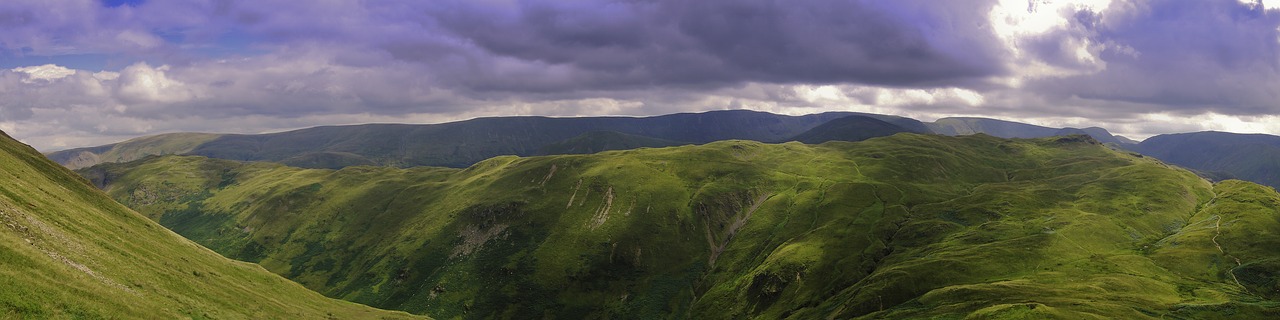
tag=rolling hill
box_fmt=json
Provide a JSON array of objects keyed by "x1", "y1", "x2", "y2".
[
  {"x1": 81, "y1": 133, "x2": 1280, "y2": 318},
  {"x1": 787, "y1": 115, "x2": 927, "y2": 144},
  {"x1": 0, "y1": 130, "x2": 424, "y2": 319}
]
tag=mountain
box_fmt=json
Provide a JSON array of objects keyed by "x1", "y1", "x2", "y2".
[
  {"x1": 928, "y1": 117, "x2": 1132, "y2": 145},
  {"x1": 928, "y1": 117, "x2": 1058, "y2": 137},
  {"x1": 1133, "y1": 131, "x2": 1280, "y2": 188},
  {"x1": 46, "y1": 112, "x2": 1161, "y2": 172},
  {"x1": 52, "y1": 110, "x2": 925, "y2": 169},
  {"x1": 45, "y1": 132, "x2": 221, "y2": 169},
  {"x1": 787, "y1": 115, "x2": 926, "y2": 144},
  {"x1": 536, "y1": 131, "x2": 686, "y2": 155},
  {"x1": 0, "y1": 131, "x2": 423, "y2": 319},
  {"x1": 81, "y1": 133, "x2": 1280, "y2": 318}
]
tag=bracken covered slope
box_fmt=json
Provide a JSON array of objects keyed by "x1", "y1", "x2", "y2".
[
  {"x1": 84, "y1": 133, "x2": 1280, "y2": 319},
  {"x1": 0, "y1": 130, "x2": 425, "y2": 319}
]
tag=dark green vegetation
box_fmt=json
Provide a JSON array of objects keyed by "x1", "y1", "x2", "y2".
[
  {"x1": 1134, "y1": 131, "x2": 1280, "y2": 189},
  {"x1": 0, "y1": 131, "x2": 425, "y2": 319},
  {"x1": 84, "y1": 133, "x2": 1280, "y2": 318},
  {"x1": 788, "y1": 115, "x2": 926, "y2": 144}
]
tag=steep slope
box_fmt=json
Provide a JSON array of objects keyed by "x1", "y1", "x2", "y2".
[
  {"x1": 787, "y1": 115, "x2": 924, "y2": 144},
  {"x1": 536, "y1": 131, "x2": 686, "y2": 155},
  {"x1": 0, "y1": 131, "x2": 424, "y2": 319},
  {"x1": 928, "y1": 117, "x2": 1132, "y2": 145},
  {"x1": 49, "y1": 110, "x2": 928, "y2": 169},
  {"x1": 1133, "y1": 131, "x2": 1280, "y2": 188},
  {"x1": 45, "y1": 132, "x2": 222, "y2": 170},
  {"x1": 83, "y1": 133, "x2": 1280, "y2": 318}
]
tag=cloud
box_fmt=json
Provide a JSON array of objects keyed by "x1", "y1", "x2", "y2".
[
  {"x1": 3, "y1": 0, "x2": 1280, "y2": 151},
  {"x1": 419, "y1": 0, "x2": 1008, "y2": 90},
  {"x1": 115, "y1": 63, "x2": 193, "y2": 104},
  {"x1": 1022, "y1": 0, "x2": 1280, "y2": 115},
  {"x1": 11, "y1": 64, "x2": 75, "y2": 82}
]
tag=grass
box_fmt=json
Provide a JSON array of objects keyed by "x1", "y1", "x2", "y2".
[
  {"x1": 85, "y1": 133, "x2": 1280, "y2": 319},
  {"x1": 0, "y1": 131, "x2": 425, "y2": 319}
]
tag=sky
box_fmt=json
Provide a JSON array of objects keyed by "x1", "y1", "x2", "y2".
[{"x1": 4, "y1": 0, "x2": 1280, "y2": 151}]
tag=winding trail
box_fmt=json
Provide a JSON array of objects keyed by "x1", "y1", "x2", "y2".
[{"x1": 1211, "y1": 215, "x2": 1249, "y2": 292}]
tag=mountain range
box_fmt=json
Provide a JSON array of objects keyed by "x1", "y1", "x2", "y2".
[
  {"x1": 50, "y1": 109, "x2": 1280, "y2": 191},
  {"x1": 78, "y1": 133, "x2": 1280, "y2": 318},
  {"x1": 47, "y1": 110, "x2": 1125, "y2": 169}
]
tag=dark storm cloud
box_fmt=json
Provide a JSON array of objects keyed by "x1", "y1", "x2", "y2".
[
  {"x1": 414, "y1": 0, "x2": 1007, "y2": 91},
  {"x1": 0, "y1": 0, "x2": 1013, "y2": 97}
]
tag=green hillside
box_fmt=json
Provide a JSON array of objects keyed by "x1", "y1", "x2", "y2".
[
  {"x1": 536, "y1": 131, "x2": 687, "y2": 155},
  {"x1": 82, "y1": 133, "x2": 1280, "y2": 318},
  {"x1": 0, "y1": 131, "x2": 424, "y2": 319}
]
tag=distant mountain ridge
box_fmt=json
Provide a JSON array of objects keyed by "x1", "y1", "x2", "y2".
[
  {"x1": 48, "y1": 110, "x2": 926, "y2": 169},
  {"x1": 927, "y1": 117, "x2": 1134, "y2": 145},
  {"x1": 45, "y1": 132, "x2": 220, "y2": 169},
  {"x1": 1132, "y1": 131, "x2": 1280, "y2": 188},
  {"x1": 48, "y1": 110, "x2": 1145, "y2": 171}
]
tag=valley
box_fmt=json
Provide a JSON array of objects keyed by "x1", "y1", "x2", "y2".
[
  {"x1": 14, "y1": 2, "x2": 1280, "y2": 319},
  {"x1": 78, "y1": 132, "x2": 1280, "y2": 318}
]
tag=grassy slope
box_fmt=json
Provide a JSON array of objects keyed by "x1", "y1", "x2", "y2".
[
  {"x1": 85, "y1": 133, "x2": 1280, "y2": 319},
  {"x1": 0, "y1": 131, "x2": 424, "y2": 319},
  {"x1": 536, "y1": 131, "x2": 687, "y2": 155}
]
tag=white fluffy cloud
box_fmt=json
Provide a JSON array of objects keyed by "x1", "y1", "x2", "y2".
[
  {"x1": 115, "y1": 63, "x2": 194, "y2": 104},
  {"x1": 11, "y1": 64, "x2": 76, "y2": 83}
]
